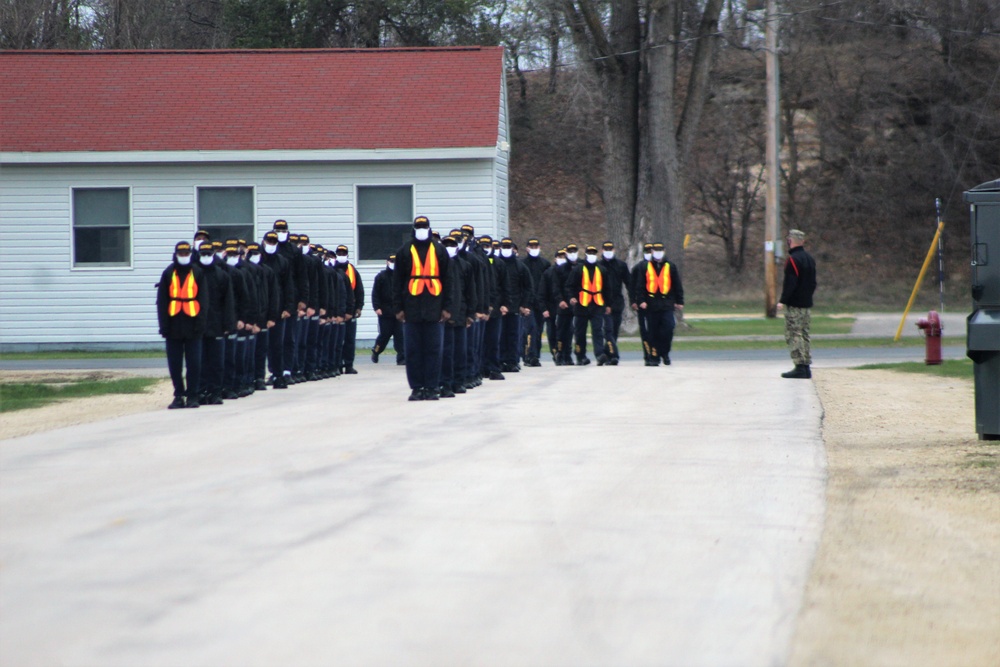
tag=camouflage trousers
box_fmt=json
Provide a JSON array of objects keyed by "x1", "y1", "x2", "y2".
[{"x1": 784, "y1": 306, "x2": 812, "y2": 365}]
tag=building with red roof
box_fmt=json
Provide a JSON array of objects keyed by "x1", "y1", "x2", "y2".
[{"x1": 0, "y1": 47, "x2": 509, "y2": 348}]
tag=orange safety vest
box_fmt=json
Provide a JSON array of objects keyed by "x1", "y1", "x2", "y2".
[
  {"x1": 646, "y1": 262, "x2": 671, "y2": 296},
  {"x1": 408, "y1": 245, "x2": 443, "y2": 296},
  {"x1": 579, "y1": 266, "x2": 604, "y2": 307},
  {"x1": 168, "y1": 269, "x2": 200, "y2": 317},
  {"x1": 346, "y1": 264, "x2": 357, "y2": 290}
]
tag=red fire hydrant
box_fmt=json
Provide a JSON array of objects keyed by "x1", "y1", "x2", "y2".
[{"x1": 916, "y1": 310, "x2": 943, "y2": 365}]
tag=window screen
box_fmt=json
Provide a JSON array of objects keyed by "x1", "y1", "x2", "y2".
[
  {"x1": 357, "y1": 185, "x2": 413, "y2": 261},
  {"x1": 72, "y1": 188, "x2": 131, "y2": 267},
  {"x1": 197, "y1": 187, "x2": 255, "y2": 244}
]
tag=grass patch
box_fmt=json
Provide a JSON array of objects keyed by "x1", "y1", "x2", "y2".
[
  {"x1": 614, "y1": 337, "x2": 929, "y2": 352},
  {"x1": 0, "y1": 376, "x2": 162, "y2": 412},
  {"x1": 853, "y1": 358, "x2": 974, "y2": 379},
  {"x1": 677, "y1": 315, "x2": 855, "y2": 337},
  {"x1": 0, "y1": 349, "x2": 164, "y2": 361}
]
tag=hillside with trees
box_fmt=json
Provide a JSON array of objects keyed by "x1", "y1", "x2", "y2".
[{"x1": 3, "y1": 0, "x2": 998, "y2": 309}]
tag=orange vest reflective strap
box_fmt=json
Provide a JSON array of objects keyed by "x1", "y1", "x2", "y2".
[
  {"x1": 168, "y1": 270, "x2": 200, "y2": 317},
  {"x1": 346, "y1": 264, "x2": 357, "y2": 290},
  {"x1": 646, "y1": 262, "x2": 671, "y2": 295},
  {"x1": 408, "y1": 245, "x2": 443, "y2": 297},
  {"x1": 579, "y1": 266, "x2": 604, "y2": 307}
]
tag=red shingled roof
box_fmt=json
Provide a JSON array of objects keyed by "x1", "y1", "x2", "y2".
[{"x1": 1, "y1": 47, "x2": 504, "y2": 153}]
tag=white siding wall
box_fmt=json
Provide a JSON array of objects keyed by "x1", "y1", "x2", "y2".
[
  {"x1": 496, "y1": 72, "x2": 511, "y2": 239},
  {"x1": 0, "y1": 159, "x2": 499, "y2": 348}
]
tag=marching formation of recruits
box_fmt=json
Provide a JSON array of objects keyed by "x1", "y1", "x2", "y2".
[
  {"x1": 157, "y1": 215, "x2": 684, "y2": 407},
  {"x1": 156, "y1": 220, "x2": 364, "y2": 409},
  {"x1": 387, "y1": 216, "x2": 685, "y2": 401}
]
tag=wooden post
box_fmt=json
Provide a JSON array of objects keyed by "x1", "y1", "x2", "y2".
[{"x1": 764, "y1": 0, "x2": 781, "y2": 318}]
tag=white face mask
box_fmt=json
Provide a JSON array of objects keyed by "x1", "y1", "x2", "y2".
[
  {"x1": 585, "y1": 253, "x2": 598, "y2": 264},
  {"x1": 226, "y1": 256, "x2": 239, "y2": 266},
  {"x1": 264, "y1": 243, "x2": 278, "y2": 255},
  {"x1": 301, "y1": 246, "x2": 310, "y2": 255},
  {"x1": 249, "y1": 254, "x2": 261, "y2": 264},
  {"x1": 643, "y1": 253, "x2": 652, "y2": 262},
  {"x1": 527, "y1": 248, "x2": 540, "y2": 257},
  {"x1": 500, "y1": 248, "x2": 513, "y2": 258},
  {"x1": 176, "y1": 254, "x2": 192, "y2": 266},
  {"x1": 276, "y1": 231, "x2": 289, "y2": 243},
  {"x1": 216, "y1": 251, "x2": 226, "y2": 260},
  {"x1": 336, "y1": 255, "x2": 348, "y2": 264},
  {"x1": 567, "y1": 252, "x2": 579, "y2": 262},
  {"x1": 414, "y1": 228, "x2": 430, "y2": 242},
  {"x1": 387, "y1": 262, "x2": 395, "y2": 271},
  {"x1": 482, "y1": 247, "x2": 492, "y2": 256},
  {"x1": 193, "y1": 240, "x2": 204, "y2": 250},
  {"x1": 446, "y1": 246, "x2": 458, "y2": 258},
  {"x1": 200, "y1": 255, "x2": 214, "y2": 266},
  {"x1": 652, "y1": 250, "x2": 665, "y2": 261},
  {"x1": 555, "y1": 257, "x2": 566, "y2": 266},
  {"x1": 603, "y1": 250, "x2": 614, "y2": 260}
]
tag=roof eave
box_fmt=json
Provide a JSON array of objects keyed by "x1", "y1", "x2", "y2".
[{"x1": 0, "y1": 146, "x2": 500, "y2": 166}]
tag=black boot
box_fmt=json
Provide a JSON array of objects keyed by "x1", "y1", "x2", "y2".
[{"x1": 781, "y1": 364, "x2": 812, "y2": 379}]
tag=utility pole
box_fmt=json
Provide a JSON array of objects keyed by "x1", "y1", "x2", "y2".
[{"x1": 764, "y1": 0, "x2": 782, "y2": 318}]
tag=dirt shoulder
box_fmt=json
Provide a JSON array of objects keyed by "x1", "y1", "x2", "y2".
[
  {"x1": 0, "y1": 371, "x2": 172, "y2": 440},
  {"x1": 3, "y1": 367, "x2": 998, "y2": 664},
  {"x1": 790, "y1": 369, "x2": 1000, "y2": 666}
]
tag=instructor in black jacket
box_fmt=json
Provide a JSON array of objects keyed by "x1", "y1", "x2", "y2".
[{"x1": 778, "y1": 229, "x2": 817, "y2": 379}]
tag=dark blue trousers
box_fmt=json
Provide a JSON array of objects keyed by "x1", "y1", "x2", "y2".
[
  {"x1": 484, "y1": 315, "x2": 503, "y2": 373},
  {"x1": 524, "y1": 310, "x2": 544, "y2": 362},
  {"x1": 544, "y1": 314, "x2": 557, "y2": 358},
  {"x1": 403, "y1": 321, "x2": 444, "y2": 390},
  {"x1": 305, "y1": 316, "x2": 320, "y2": 373},
  {"x1": 166, "y1": 337, "x2": 202, "y2": 400},
  {"x1": 647, "y1": 309, "x2": 676, "y2": 361},
  {"x1": 283, "y1": 312, "x2": 299, "y2": 376},
  {"x1": 201, "y1": 336, "x2": 225, "y2": 396},
  {"x1": 500, "y1": 312, "x2": 521, "y2": 366},
  {"x1": 555, "y1": 309, "x2": 574, "y2": 363},
  {"x1": 343, "y1": 319, "x2": 358, "y2": 370},
  {"x1": 268, "y1": 319, "x2": 285, "y2": 379},
  {"x1": 442, "y1": 325, "x2": 456, "y2": 389},
  {"x1": 255, "y1": 329, "x2": 270, "y2": 381},
  {"x1": 332, "y1": 323, "x2": 346, "y2": 372}
]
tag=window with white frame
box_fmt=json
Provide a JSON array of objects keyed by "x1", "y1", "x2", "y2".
[
  {"x1": 197, "y1": 187, "x2": 255, "y2": 245},
  {"x1": 72, "y1": 187, "x2": 131, "y2": 267},
  {"x1": 357, "y1": 185, "x2": 414, "y2": 261}
]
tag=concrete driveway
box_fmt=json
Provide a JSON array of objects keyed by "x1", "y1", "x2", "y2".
[{"x1": 1, "y1": 358, "x2": 825, "y2": 667}]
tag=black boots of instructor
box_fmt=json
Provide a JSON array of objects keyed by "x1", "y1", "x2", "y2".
[{"x1": 782, "y1": 364, "x2": 812, "y2": 379}]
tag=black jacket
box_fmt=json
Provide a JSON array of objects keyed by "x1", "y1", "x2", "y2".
[
  {"x1": 598, "y1": 256, "x2": 630, "y2": 313},
  {"x1": 156, "y1": 261, "x2": 209, "y2": 340},
  {"x1": 566, "y1": 261, "x2": 615, "y2": 315},
  {"x1": 521, "y1": 254, "x2": 551, "y2": 311},
  {"x1": 463, "y1": 247, "x2": 490, "y2": 315},
  {"x1": 539, "y1": 264, "x2": 563, "y2": 315},
  {"x1": 485, "y1": 253, "x2": 513, "y2": 319},
  {"x1": 371, "y1": 268, "x2": 397, "y2": 317},
  {"x1": 392, "y1": 236, "x2": 452, "y2": 323},
  {"x1": 259, "y1": 249, "x2": 295, "y2": 316},
  {"x1": 446, "y1": 251, "x2": 477, "y2": 327},
  {"x1": 780, "y1": 246, "x2": 817, "y2": 308},
  {"x1": 335, "y1": 261, "x2": 364, "y2": 316},
  {"x1": 278, "y1": 241, "x2": 308, "y2": 307},
  {"x1": 198, "y1": 258, "x2": 237, "y2": 337},
  {"x1": 501, "y1": 254, "x2": 534, "y2": 311},
  {"x1": 634, "y1": 258, "x2": 684, "y2": 311}
]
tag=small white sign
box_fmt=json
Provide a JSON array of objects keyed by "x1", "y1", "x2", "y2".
[{"x1": 765, "y1": 241, "x2": 774, "y2": 252}]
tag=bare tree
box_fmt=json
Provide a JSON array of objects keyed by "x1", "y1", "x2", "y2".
[{"x1": 561, "y1": 0, "x2": 725, "y2": 270}]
